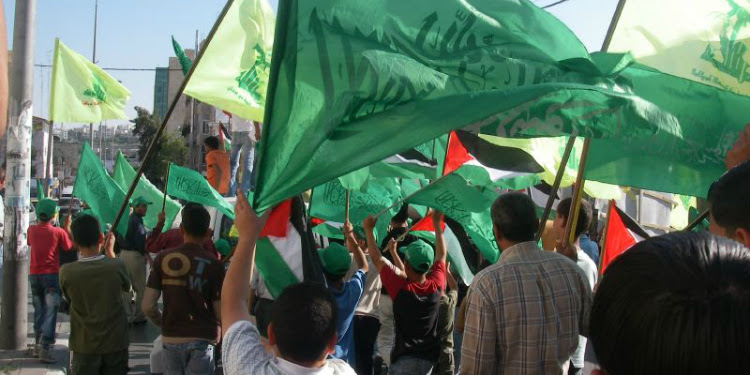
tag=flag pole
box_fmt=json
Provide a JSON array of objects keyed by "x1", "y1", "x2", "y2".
[
  {"x1": 109, "y1": 0, "x2": 235, "y2": 235},
  {"x1": 344, "y1": 190, "x2": 350, "y2": 224},
  {"x1": 683, "y1": 209, "x2": 709, "y2": 232},
  {"x1": 535, "y1": 136, "x2": 576, "y2": 241},
  {"x1": 560, "y1": 0, "x2": 627, "y2": 249},
  {"x1": 162, "y1": 163, "x2": 170, "y2": 212}
]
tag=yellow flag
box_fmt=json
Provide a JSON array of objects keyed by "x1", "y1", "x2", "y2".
[{"x1": 608, "y1": 0, "x2": 750, "y2": 96}]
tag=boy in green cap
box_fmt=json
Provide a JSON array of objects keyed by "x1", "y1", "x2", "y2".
[
  {"x1": 363, "y1": 212, "x2": 447, "y2": 375},
  {"x1": 28, "y1": 198, "x2": 73, "y2": 362},
  {"x1": 318, "y1": 222, "x2": 369, "y2": 366}
]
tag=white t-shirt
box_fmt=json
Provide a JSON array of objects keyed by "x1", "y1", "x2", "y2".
[
  {"x1": 571, "y1": 248, "x2": 598, "y2": 368},
  {"x1": 232, "y1": 117, "x2": 257, "y2": 136}
]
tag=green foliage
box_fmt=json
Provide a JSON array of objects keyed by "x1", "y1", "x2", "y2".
[{"x1": 131, "y1": 106, "x2": 187, "y2": 186}]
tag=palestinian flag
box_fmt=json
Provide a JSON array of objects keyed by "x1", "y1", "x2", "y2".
[
  {"x1": 443, "y1": 131, "x2": 543, "y2": 189},
  {"x1": 218, "y1": 122, "x2": 232, "y2": 152},
  {"x1": 255, "y1": 198, "x2": 313, "y2": 298},
  {"x1": 600, "y1": 201, "x2": 651, "y2": 275},
  {"x1": 310, "y1": 218, "x2": 344, "y2": 241},
  {"x1": 408, "y1": 213, "x2": 474, "y2": 284}
]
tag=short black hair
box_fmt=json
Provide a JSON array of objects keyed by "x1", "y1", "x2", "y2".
[
  {"x1": 490, "y1": 193, "x2": 538, "y2": 243},
  {"x1": 272, "y1": 282, "x2": 337, "y2": 363},
  {"x1": 180, "y1": 203, "x2": 210, "y2": 237},
  {"x1": 708, "y1": 160, "x2": 750, "y2": 233},
  {"x1": 590, "y1": 232, "x2": 750, "y2": 375},
  {"x1": 71, "y1": 214, "x2": 102, "y2": 247},
  {"x1": 556, "y1": 197, "x2": 592, "y2": 240},
  {"x1": 37, "y1": 214, "x2": 53, "y2": 222},
  {"x1": 392, "y1": 203, "x2": 409, "y2": 224},
  {"x1": 203, "y1": 136, "x2": 220, "y2": 150}
]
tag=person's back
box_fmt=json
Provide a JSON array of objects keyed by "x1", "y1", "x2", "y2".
[
  {"x1": 143, "y1": 203, "x2": 225, "y2": 375},
  {"x1": 590, "y1": 232, "x2": 750, "y2": 375},
  {"x1": 60, "y1": 214, "x2": 131, "y2": 374},
  {"x1": 461, "y1": 193, "x2": 591, "y2": 375},
  {"x1": 578, "y1": 234, "x2": 600, "y2": 266}
]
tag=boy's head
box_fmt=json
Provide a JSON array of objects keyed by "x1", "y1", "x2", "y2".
[
  {"x1": 553, "y1": 197, "x2": 592, "y2": 243},
  {"x1": 708, "y1": 160, "x2": 750, "y2": 247},
  {"x1": 36, "y1": 198, "x2": 59, "y2": 222},
  {"x1": 130, "y1": 196, "x2": 151, "y2": 217},
  {"x1": 269, "y1": 282, "x2": 338, "y2": 365},
  {"x1": 490, "y1": 193, "x2": 538, "y2": 250},
  {"x1": 318, "y1": 242, "x2": 351, "y2": 281},
  {"x1": 391, "y1": 204, "x2": 409, "y2": 227},
  {"x1": 203, "y1": 136, "x2": 220, "y2": 151},
  {"x1": 404, "y1": 239, "x2": 434, "y2": 275},
  {"x1": 180, "y1": 203, "x2": 211, "y2": 240},
  {"x1": 590, "y1": 232, "x2": 750, "y2": 375},
  {"x1": 71, "y1": 214, "x2": 103, "y2": 249}
]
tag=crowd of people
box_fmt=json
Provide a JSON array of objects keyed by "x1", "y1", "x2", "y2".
[{"x1": 22, "y1": 129, "x2": 750, "y2": 375}]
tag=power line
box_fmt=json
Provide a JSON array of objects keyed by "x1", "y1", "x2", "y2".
[{"x1": 33, "y1": 64, "x2": 181, "y2": 72}]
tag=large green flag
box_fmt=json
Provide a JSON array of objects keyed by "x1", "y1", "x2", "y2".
[
  {"x1": 72, "y1": 143, "x2": 128, "y2": 235},
  {"x1": 49, "y1": 38, "x2": 131, "y2": 123},
  {"x1": 171, "y1": 36, "x2": 193, "y2": 76},
  {"x1": 253, "y1": 0, "x2": 679, "y2": 211},
  {"x1": 165, "y1": 164, "x2": 235, "y2": 219},
  {"x1": 405, "y1": 174, "x2": 500, "y2": 263},
  {"x1": 112, "y1": 152, "x2": 181, "y2": 231},
  {"x1": 308, "y1": 177, "x2": 401, "y2": 242},
  {"x1": 184, "y1": 0, "x2": 275, "y2": 122}
]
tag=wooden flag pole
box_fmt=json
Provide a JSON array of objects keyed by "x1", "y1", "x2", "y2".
[
  {"x1": 162, "y1": 163, "x2": 170, "y2": 212},
  {"x1": 109, "y1": 0, "x2": 235, "y2": 234},
  {"x1": 535, "y1": 136, "x2": 576, "y2": 242},
  {"x1": 563, "y1": 139, "x2": 591, "y2": 249},
  {"x1": 683, "y1": 209, "x2": 709, "y2": 232}
]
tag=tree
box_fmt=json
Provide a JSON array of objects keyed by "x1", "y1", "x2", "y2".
[{"x1": 131, "y1": 106, "x2": 187, "y2": 186}]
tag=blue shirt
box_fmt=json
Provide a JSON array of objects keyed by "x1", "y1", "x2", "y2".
[
  {"x1": 579, "y1": 234, "x2": 600, "y2": 267},
  {"x1": 330, "y1": 269, "x2": 365, "y2": 365}
]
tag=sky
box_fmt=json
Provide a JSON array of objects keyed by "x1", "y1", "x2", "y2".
[{"x1": 4, "y1": 0, "x2": 616, "y2": 126}]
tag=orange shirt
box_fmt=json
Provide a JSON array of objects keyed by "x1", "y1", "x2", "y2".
[{"x1": 205, "y1": 149, "x2": 230, "y2": 194}]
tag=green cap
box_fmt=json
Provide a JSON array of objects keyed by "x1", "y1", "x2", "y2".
[
  {"x1": 404, "y1": 240, "x2": 434, "y2": 274},
  {"x1": 36, "y1": 199, "x2": 59, "y2": 220},
  {"x1": 130, "y1": 196, "x2": 152, "y2": 207},
  {"x1": 215, "y1": 238, "x2": 231, "y2": 256},
  {"x1": 318, "y1": 242, "x2": 351, "y2": 277}
]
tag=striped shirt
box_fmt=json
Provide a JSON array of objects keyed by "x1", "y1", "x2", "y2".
[{"x1": 460, "y1": 242, "x2": 592, "y2": 375}]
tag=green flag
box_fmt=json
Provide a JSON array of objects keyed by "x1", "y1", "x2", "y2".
[
  {"x1": 184, "y1": 0, "x2": 275, "y2": 122},
  {"x1": 49, "y1": 38, "x2": 131, "y2": 123},
  {"x1": 166, "y1": 163, "x2": 234, "y2": 219},
  {"x1": 405, "y1": 174, "x2": 500, "y2": 263},
  {"x1": 171, "y1": 36, "x2": 193, "y2": 76},
  {"x1": 72, "y1": 143, "x2": 129, "y2": 235},
  {"x1": 36, "y1": 180, "x2": 45, "y2": 199},
  {"x1": 308, "y1": 177, "x2": 401, "y2": 242},
  {"x1": 112, "y1": 152, "x2": 181, "y2": 231},
  {"x1": 253, "y1": 0, "x2": 679, "y2": 211}
]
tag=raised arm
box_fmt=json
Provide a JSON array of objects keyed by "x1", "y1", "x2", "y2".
[
  {"x1": 433, "y1": 212, "x2": 447, "y2": 264},
  {"x1": 388, "y1": 238, "x2": 406, "y2": 276},
  {"x1": 362, "y1": 215, "x2": 387, "y2": 272},
  {"x1": 344, "y1": 222, "x2": 368, "y2": 273},
  {"x1": 221, "y1": 192, "x2": 269, "y2": 336}
]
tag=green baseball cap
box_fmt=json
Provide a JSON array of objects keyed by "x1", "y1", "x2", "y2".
[
  {"x1": 36, "y1": 199, "x2": 60, "y2": 220},
  {"x1": 404, "y1": 240, "x2": 434, "y2": 274},
  {"x1": 318, "y1": 242, "x2": 351, "y2": 277},
  {"x1": 214, "y1": 238, "x2": 231, "y2": 257},
  {"x1": 130, "y1": 196, "x2": 152, "y2": 207}
]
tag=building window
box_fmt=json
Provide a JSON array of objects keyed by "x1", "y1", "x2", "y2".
[{"x1": 202, "y1": 120, "x2": 209, "y2": 134}]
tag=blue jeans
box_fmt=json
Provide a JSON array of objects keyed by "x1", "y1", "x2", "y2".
[
  {"x1": 389, "y1": 356, "x2": 434, "y2": 375},
  {"x1": 229, "y1": 131, "x2": 255, "y2": 195},
  {"x1": 163, "y1": 341, "x2": 214, "y2": 375},
  {"x1": 29, "y1": 274, "x2": 61, "y2": 348}
]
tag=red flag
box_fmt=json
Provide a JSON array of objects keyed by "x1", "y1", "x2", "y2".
[
  {"x1": 410, "y1": 213, "x2": 446, "y2": 233},
  {"x1": 442, "y1": 131, "x2": 473, "y2": 175},
  {"x1": 259, "y1": 199, "x2": 292, "y2": 238},
  {"x1": 600, "y1": 201, "x2": 649, "y2": 275}
]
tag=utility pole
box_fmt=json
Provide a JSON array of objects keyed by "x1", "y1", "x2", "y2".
[
  {"x1": 89, "y1": 0, "x2": 98, "y2": 148},
  {"x1": 1, "y1": 0, "x2": 36, "y2": 350},
  {"x1": 188, "y1": 30, "x2": 198, "y2": 169}
]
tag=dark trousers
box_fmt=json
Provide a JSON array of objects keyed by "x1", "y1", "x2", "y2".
[
  {"x1": 72, "y1": 349, "x2": 129, "y2": 375},
  {"x1": 354, "y1": 314, "x2": 381, "y2": 375}
]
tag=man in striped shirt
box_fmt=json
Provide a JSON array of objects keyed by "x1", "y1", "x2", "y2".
[{"x1": 460, "y1": 193, "x2": 592, "y2": 375}]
